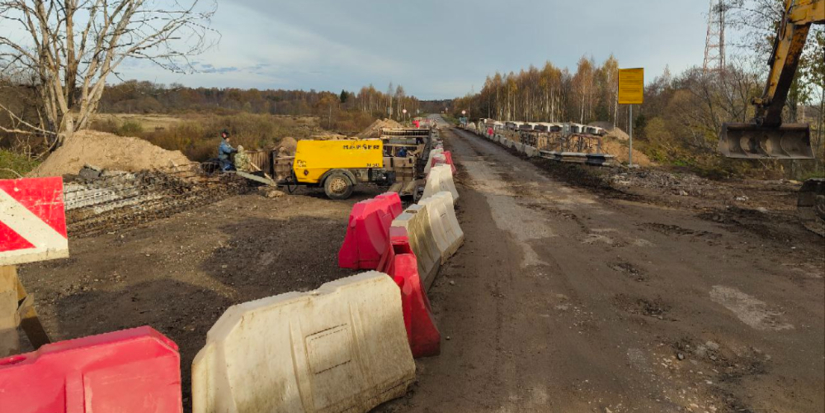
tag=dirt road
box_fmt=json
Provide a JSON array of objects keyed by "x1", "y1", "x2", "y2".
[{"x1": 384, "y1": 127, "x2": 825, "y2": 412}]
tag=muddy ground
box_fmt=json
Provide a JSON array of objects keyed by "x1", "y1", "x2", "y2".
[
  {"x1": 18, "y1": 185, "x2": 384, "y2": 408},
  {"x1": 17, "y1": 124, "x2": 825, "y2": 412}
]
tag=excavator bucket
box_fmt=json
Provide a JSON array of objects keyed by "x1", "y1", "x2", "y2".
[{"x1": 719, "y1": 123, "x2": 814, "y2": 159}]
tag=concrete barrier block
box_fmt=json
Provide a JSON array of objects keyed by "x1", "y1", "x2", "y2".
[
  {"x1": 421, "y1": 165, "x2": 458, "y2": 202},
  {"x1": 524, "y1": 145, "x2": 540, "y2": 158},
  {"x1": 192, "y1": 273, "x2": 415, "y2": 413},
  {"x1": 391, "y1": 208, "x2": 440, "y2": 291},
  {"x1": 514, "y1": 142, "x2": 525, "y2": 153},
  {"x1": 418, "y1": 192, "x2": 464, "y2": 263}
]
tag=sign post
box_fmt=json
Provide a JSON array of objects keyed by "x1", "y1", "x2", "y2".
[{"x1": 618, "y1": 68, "x2": 644, "y2": 167}]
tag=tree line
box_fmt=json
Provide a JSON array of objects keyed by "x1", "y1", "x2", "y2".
[
  {"x1": 451, "y1": 56, "x2": 622, "y2": 128},
  {"x1": 96, "y1": 80, "x2": 421, "y2": 121}
]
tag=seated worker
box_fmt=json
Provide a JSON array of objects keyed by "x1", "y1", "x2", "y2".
[{"x1": 218, "y1": 129, "x2": 237, "y2": 171}]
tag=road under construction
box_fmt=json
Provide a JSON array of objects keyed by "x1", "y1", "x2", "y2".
[{"x1": 0, "y1": 115, "x2": 818, "y2": 413}]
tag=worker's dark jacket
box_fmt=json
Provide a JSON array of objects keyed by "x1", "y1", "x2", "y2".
[{"x1": 218, "y1": 139, "x2": 236, "y2": 170}]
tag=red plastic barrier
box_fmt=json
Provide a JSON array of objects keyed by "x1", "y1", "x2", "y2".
[
  {"x1": 442, "y1": 151, "x2": 457, "y2": 174},
  {"x1": 0, "y1": 326, "x2": 182, "y2": 413},
  {"x1": 378, "y1": 226, "x2": 441, "y2": 358},
  {"x1": 430, "y1": 151, "x2": 457, "y2": 174},
  {"x1": 338, "y1": 192, "x2": 403, "y2": 270}
]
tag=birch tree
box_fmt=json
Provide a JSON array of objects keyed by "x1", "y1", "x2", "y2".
[{"x1": 0, "y1": 0, "x2": 216, "y2": 144}]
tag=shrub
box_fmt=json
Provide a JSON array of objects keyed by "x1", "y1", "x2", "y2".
[
  {"x1": 118, "y1": 120, "x2": 144, "y2": 137},
  {"x1": 0, "y1": 149, "x2": 39, "y2": 179}
]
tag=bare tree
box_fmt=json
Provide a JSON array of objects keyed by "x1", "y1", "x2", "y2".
[{"x1": 0, "y1": 0, "x2": 216, "y2": 144}]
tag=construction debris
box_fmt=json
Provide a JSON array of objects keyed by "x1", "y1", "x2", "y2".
[
  {"x1": 64, "y1": 166, "x2": 245, "y2": 237},
  {"x1": 358, "y1": 118, "x2": 403, "y2": 140}
]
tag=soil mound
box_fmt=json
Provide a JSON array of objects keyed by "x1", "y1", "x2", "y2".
[
  {"x1": 29, "y1": 130, "x2": 191, "y2": 177},
  {"x1": 276, "y1": 137, "x2": 298, "y2": 156},
  {"x1": 601, "y1": 136, "x2": 652, "y2": 166},
  {"x1": 358, "y1": 118, "x2": 403, "y2": 140},
  {"x1": 589, "y1": 122, "x2": 630, "y2": 141}
]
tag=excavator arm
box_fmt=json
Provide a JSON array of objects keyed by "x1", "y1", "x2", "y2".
[{"x1": 720, "y1": 0, "x2": 824, "y2": 159}]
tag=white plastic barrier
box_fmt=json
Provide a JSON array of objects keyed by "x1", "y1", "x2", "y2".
[
  {"x1": 424, "y1": 148, "x2": 444, "y2": 175},
  {"x1": 422, "y1": 165, "x2": 459, "y2": 202},
  {"x1": 514, "y1": 142, "x2": 525, "y2": 153},
  {"x1": 432, "y1": 153, "x2": 447, "y2": 165},
  {"x1": 524, "y1": 145, "x2": 540, "y2": 158},
  {"x1": 418, "y1": 192, "x2": 464, "y2": 263},
  {"x1": 192, "y1": 272, "x2": 415, "y2": 413},
  {"x1": 391, "y1": 207, "x2": 441, "y2": 290}
]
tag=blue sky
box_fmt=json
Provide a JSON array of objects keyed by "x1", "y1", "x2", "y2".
[{"x1": 120, "y1": 0, "x2": 714, "y2": 100}]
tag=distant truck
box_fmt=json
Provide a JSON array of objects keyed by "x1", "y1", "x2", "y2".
[{"x1": 285, "y1": 139, "x2": 395, "y2": 199}]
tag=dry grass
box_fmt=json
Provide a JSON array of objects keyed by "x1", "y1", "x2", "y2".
[
  {"x1": 91, "y1": 113, "x2": 185, "y2": 131},
  {"x1": 89, "y1": 112, "x2": 325, "y2": 161}
]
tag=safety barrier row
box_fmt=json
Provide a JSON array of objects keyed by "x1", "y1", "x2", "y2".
[
  {"x1": 336, "y1": 137, "x2": 464, "y2": 358},
  {"x1": 477, "y1": 128, "x2": 612, "y2": 165},
  {"x1": 481, "y1": 129, "x2": 540, "y2": 158},
  {"x1": 0, "y1": 138, "x2": 461, "y2": 413},
  {"x1": 0, "y1": 275, "x2": 420, "y2": 413}
]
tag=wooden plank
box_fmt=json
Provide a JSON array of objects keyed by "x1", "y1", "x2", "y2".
[
  {"x1": 17, "y1": 293, "x2": 51, "y2": 349},
  {"x1": 235, "y1": 171, "x2": 277, "y2": 186},
  {"x1": 0, "y1": 266, "x2": 20, "y2": 357}
]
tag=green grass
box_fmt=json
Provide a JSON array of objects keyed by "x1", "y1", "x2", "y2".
[{"x1": 0, "y1": 149, "x2": 39, "y2": 179}]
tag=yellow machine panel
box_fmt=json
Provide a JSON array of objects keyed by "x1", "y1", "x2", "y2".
[{"x1": 293, "y1": 139, "x2": 384, "y2": 183}]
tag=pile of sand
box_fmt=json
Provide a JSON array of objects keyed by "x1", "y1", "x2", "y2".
[
  {"x1": 29, "y1": 130, "x2": 191, "y2": 177},
  {"x1": 276, "y1": 137, "x2": 298, "y2": 156},
  {"x1": 601, "y1": 136, "x2": 652, "y2": 167},
  {"x1": 358, "y1": 118, "x2": 403, "y2": 140},
  {"x1": 589, "y1": 122, "x2": 630, "y2": 141}
]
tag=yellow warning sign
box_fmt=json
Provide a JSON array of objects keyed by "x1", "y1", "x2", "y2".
[{"x1": 618, "y1": 68, "x2": 644, "y2": 105}]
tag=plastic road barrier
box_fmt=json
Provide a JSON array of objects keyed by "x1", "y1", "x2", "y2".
[
  {"x1": 378, "y1": 226, "x2": 441, "y2": 357},
  {"x1": 0, "y1": 326, "x2": 182, "y2": 413},
  {"x1": 418, "y1": 192, "x2": 464, "y2": 263},
  {"x1": 421, "y1": 165, "x2": 459, "y2": 202},
  {"x1": 424, "y1": 148, "x2": 444, "y2": 175},
  {"x1": 441, "y1": 151, "x2": 457, "y2": 174},
  {"x1": 192, "y1": 272, "x2": 415, "y2": 413},
  {"x1": 338, "y1": 192, "x2": 403, "y2": 269},
  {"x1": 391, "y1": 207, "x2": 441, "y2": 290}
]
